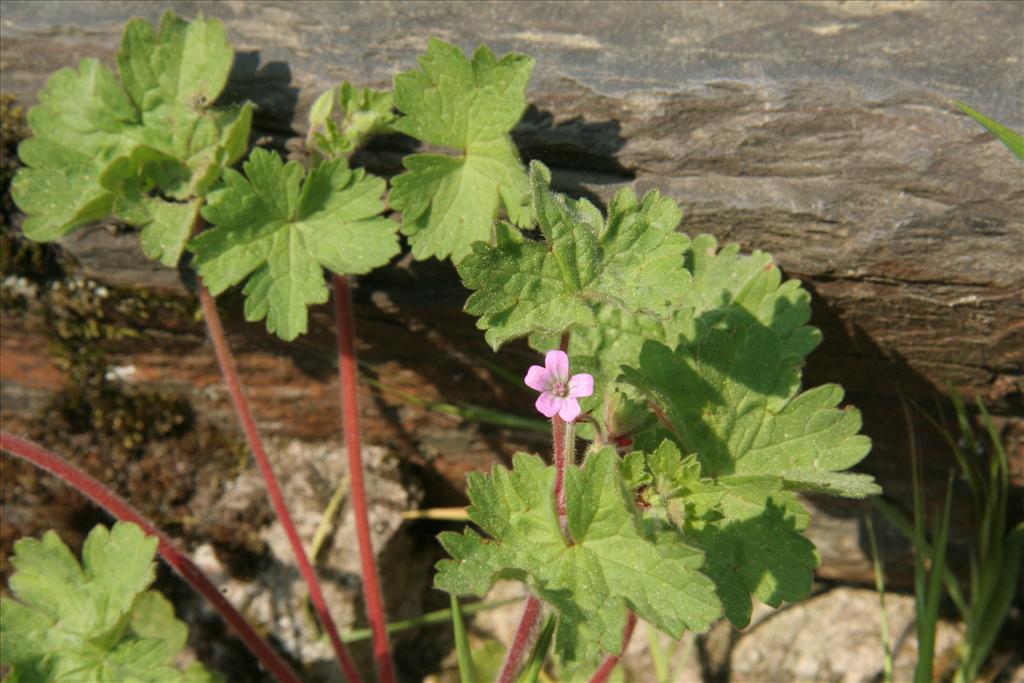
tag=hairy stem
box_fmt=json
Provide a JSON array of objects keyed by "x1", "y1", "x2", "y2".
[
  {"x1": 198, "y1": 284, "x2": 363, "y2": 683},
  {"x1": 501, "y1": 332, "x2": 575, "y2": 680},
  {"x1": 589, "y1": 611, "x2": 638, "y2": 683},
  {"x1": 496, "y1": 595, "x2": 544, "y2": 683},
  {"x1": 332, "y1": 274, "x2": 396, "y2": 683},
  {"x1": 553, "y1": 415, "x2": 570, "y2": 538},
  {"x1": 553, "y1": 330, "x2": 574, "y2": 540},
  {"x1": 0, "y1": 432, "x2": 302, "y2": 683}
]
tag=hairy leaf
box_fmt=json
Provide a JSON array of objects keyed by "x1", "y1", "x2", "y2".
[
  {"x1": 310, "y1": 82, "x2": 396, "y2": 158},
  {"x1": 11, "y1": 11, "x2": 252, "y2": 266},
  {"x1": 623, "y1": 332, "x2": 874, "y2": 489},
  {"x1": 459, "y1": 161, "x2": 691, "y2": 351},
  {"x1": 0, "y1": 523, "x2": 217, "y2": 683},
  {"x1": 436, "y1": 448, "x2": 721, "y2": 664},
  {"x1": 190, "y1": 148, "x2": 399, "y2": 340},
  {"x1": 622, "y1": 440, "x2": 821, "y2": 627},
  {"x1": 390, "y1": 38, "x2": 534, "y2": 261},
  {"x1": 548, "y1": 233, "x2": 822, "y2": 438}
]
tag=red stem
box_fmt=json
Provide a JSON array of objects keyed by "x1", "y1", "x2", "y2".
[
  {"x1": 554, "y1": 331, "x2": 573, "y2": 540},
  {"x1": 553, "y1": 416, "x2": 569, "y2": 536},
  {"x1": 496, "y1": 594, "x2": 544, "y2": 683},
  {"x1": 0, "y1": 432, "x2": 302, "y2": 683},
  {"x1": 332, "y1": 274, "x2": 396, "y2": 683},
  {"x1": 198, "y1": 284, "x2": 363, "y2": 683},
  {"x1": 589, "y1": 611, "x2": 638, "y2": 683}
]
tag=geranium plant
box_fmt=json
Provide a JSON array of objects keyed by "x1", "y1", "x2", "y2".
[{"x1": 1, "y1": 10, "x2": 879, "y2": 682}]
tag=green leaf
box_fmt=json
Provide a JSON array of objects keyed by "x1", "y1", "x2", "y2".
[
  {"x1": 620, "y1": 332, "x2": 876, "y2": 623},
  {"x1": 548, "y1": 233, "x2": 822, "y2": 437},
  {"x1": 435, "y1": 448, "x2": 721, "y2": 665},
  {"x1": 190, "y1": 148, "x2": 400, "y2": 340},
  {"x1": 311, "y1": 82, "x2": 396, "y2": 158},
  {"x1": 955, "y1": 101, "x2": 1024, "y2": 161},
  {"x1": 391, "y1": 38, "x2": 534, "y2": 261},
  {"x1": 12, "y1": 58, "x2": 137, "y2": 241},
  {"x1": 459, "y1": 161, "x2": 692, "y2": 351},
  {"x1": 678, "y1": 234, "x2": 822, "y2": 358},
  {"x1": 309, "y1": 88, "x2": 336, "y2": 130},
  {"x1": 623, "y1": 328, "x2": 871, "y2": 482},
  {"x1": 138, "y1": 199, "x2": 203, "y2": 267},
  {"x1": 781, "y1": 471, "x2": 881, "y2": 498},
  {"x1": 688, "y1": 475, "x2": 819, "y2": 628},
  {"x1": 621, "y1": 440, "x2": 822, "y2": 628},
  {"x1": 0, "y1": 522, "x2": 215, "y2": 683},
  {"x1": 129, "y1": 592, "x2": 188, "y2": 660},
  {"x1": 11, "y1": 10, "x2": 252, "y2": 266}
]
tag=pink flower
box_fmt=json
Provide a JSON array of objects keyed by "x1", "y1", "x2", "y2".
[{"x1": 524, "y1": 350, "x2": 594, "y2": 422}]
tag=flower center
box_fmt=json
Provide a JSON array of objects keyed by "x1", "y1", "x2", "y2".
[{"x1": 551, "y1": 379, "x2": 568, "y2": 397}]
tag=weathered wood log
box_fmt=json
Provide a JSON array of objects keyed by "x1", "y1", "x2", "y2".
[{"x1": 1, "y1": 0, "x2": 1021, "y2": 590}]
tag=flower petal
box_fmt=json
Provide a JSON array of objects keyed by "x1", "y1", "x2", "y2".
[
  {"x1": 535, "y1": 392, "x2": 562, "y2": 418},
  {"x1": 558, "y1": 397, "x2": 582, "y2": 422},
  {"x1": 568, "y1": 373, "x2": 594, "y2": 398},
  {"x1": 524, "y1": 365, "x2": 552, "y2": 392},
  {"x1": 544, "y1": 350, "x2": 569, "y2": 381}
]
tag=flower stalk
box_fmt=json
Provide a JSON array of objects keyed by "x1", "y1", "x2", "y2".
[
  {"x1": 0, "y1": 432, "x2": 303, "y2": 683},
  {"x1": 553, "y1": 415, "x2": 570, "y2": 538}
]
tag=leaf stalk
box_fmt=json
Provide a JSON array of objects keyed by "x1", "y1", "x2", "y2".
[
  {"x1": 496, "y1": 594, "x2": 544, "y2": 683},
  {"x1": 198, "y1": 283, "x2": 363, "y2": 683},
  {"x1": 333, "y1": 273, "x2": 397, "y2": 683}
]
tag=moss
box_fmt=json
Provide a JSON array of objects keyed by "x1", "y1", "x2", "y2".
[{"x1": 42, "y1": 275, "x2": 197, "y2": 373}]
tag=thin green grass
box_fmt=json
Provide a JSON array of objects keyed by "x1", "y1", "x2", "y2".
[
  {"x1": 518, "y1": 614, "x2": 556, "y2": 683},
  {"x1": 873, "y1": 392, "x2": 1021, "y2": 683},
  {"x1": 451, "y1": 595, "x2": 477, "y2": 683},
  {"x1": 866, "y1": 515, "x2": 894, "y2": 683},
  {"x1": 341, "y1": 597, "x2": 522, "y2": 644},
  {"x1": 955, "y1": 101, "x2": 1024, "y2": 160}
]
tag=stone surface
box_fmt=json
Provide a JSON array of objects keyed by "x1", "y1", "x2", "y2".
[
  {"x1": 185, "y1": 438, "x2": 430, "y2": 681},
  {"x1": 713, "y1": 587, "x2": 965, "y2": 683},
  {"x1": 1, "y1": 0, "x2": 1021, "y2": 594}
]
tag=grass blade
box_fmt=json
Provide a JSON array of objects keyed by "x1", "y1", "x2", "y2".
[
  {"x1": 517, "y1": 614, "x2": 555, "y2": 683},
  {"x1": 648, "y1": 627, "x2": 670, "y2": 683},
  {"x1": 310, "y1": 475, "x2": 350, "y2": 561},
  {"x1": 341, "y1": 598, "x2": 522, "y2": 643},
  {"x1": 451, "y1": 594, "x2": 476, "y2": 683},
  {"x1": 915, "y1": 476, "x2": 954, "y2": 683},
  {"x1": 401, "y1": 507, "x2": 470, "y2": 521},
  {"x1": 955, "y1": 101, "x2": 1024, "y2": 160},
  {"x1": 359, "y1": 371, "x2": 549, "y2": 433},
  {"x1": 871, "y1": 497, "x2": 968, "y2": 617},
  {"x1": 866, "y1": 515, "x2": 894, "y2": 683}
]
